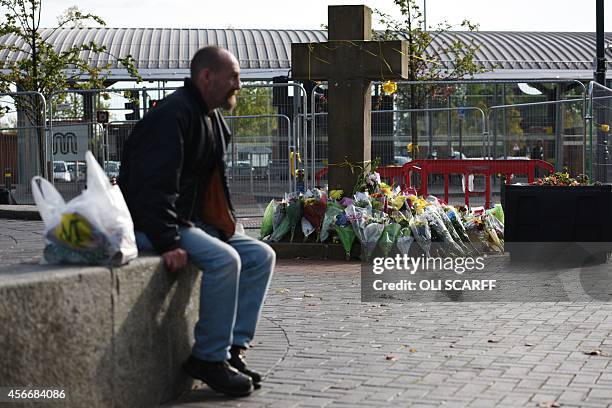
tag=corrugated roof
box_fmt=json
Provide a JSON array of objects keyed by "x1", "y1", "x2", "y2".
[{"x1": 0, "y1": 28, "x2": 610, "y2": 80}]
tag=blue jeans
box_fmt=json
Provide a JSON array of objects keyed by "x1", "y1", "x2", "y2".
[{"x1": 135, "y1": 223, "x2": 275, "y2": 362}]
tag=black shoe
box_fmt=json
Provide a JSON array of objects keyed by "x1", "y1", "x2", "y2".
[
  {"x1": 229, "y1": 345, "x2": 262, "y2": 385},
  {"x1": 183, "y1": 355, "x2": 253, "y2": 397}
]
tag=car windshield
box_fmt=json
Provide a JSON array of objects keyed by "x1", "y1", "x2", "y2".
[{"x1": 54, "y1": 163, "x2": 66, "y2": 172}]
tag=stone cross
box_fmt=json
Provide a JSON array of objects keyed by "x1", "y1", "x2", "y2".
[{"x1": 292, "y1": 5, "x2": 408, "y2": 194}]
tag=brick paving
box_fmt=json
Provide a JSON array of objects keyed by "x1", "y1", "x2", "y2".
[{"x1": 2, "y1": 219, "x2": 612, "y2": 407}]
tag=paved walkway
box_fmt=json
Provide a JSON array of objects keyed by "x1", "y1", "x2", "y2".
[{"x1": 2, "y1": 219, "x2": 612, "y2": 407}]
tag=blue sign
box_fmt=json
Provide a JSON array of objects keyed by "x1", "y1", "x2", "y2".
[{"x1": 458, "y1": 108, "x2": 466, "y2": 120}]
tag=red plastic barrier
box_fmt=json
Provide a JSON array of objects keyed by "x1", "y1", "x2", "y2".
[
  {"x1": 314, "y1": 159, "x2": 554, "y2": 208},
  {"x1": 401, "y1": 159, "x2": 555, "y2": 208}
]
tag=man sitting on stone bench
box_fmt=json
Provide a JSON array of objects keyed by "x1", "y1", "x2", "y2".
[{"x1": 118, "y1": 46, "x2": 275, "y2": 397}]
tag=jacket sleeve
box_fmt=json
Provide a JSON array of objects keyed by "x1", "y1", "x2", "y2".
[{"x1": 126, "y1": 105, "x2": 188, "y2": 254}]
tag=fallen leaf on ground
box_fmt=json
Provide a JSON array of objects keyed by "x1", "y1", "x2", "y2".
[
  {"x1": 275, "y1": 288, "x2": 290, "y2": 294},
  {"x1": 583, "y1": 349, "x2": 603, "y2": 356},
  {"x1": 538, "y1": 401, "x2": 561, "y2": 408},
  {"x1": 487, "y1": 339, "x2": 499, "y2": 343},
  {"x1": 385, "y1": 355, "x2": 397, "y2": 361},
  {"x1": 524, "y1": 343, "x2": 534, "y2": 347},
  {"x1": 449, "y1": 344, "x2": 456, "y2": 348},
  {"x1": 409, "y1": 348, "x2": 417, "y2": 353},
  {"x1": 303, "y1": 293, "x2": 313, "y2": 298}
]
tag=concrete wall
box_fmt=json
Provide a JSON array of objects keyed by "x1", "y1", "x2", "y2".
[{"x1": 0, "y1": 257, "x2": 200, "y2": 408}]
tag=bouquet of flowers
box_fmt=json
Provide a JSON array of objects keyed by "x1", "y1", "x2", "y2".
[
  {"x1": 378, "y1": 222, "x2": 401, "y2": 256},
  {"x1": 270, "y1": 202, "x2": 290, "y2": 242},
  {"x1": 320, "y1": 202, "x2": 344, "y2": 242},
  {"x1": 259, "y1": 200, "x2": 277, "y2": 239},
  {"x1": 409, "y1": 214, "x2": 432, "y2": 256},
  {"x1": 363, "y1": 220, "x2": 385, "y2": 260},
  {"x1": 285, "y1": 194, "x2": 303, "y2": 242}
]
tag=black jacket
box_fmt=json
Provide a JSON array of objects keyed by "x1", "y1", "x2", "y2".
[{"x1": 119, "y1": 78, "x2": 234, "y2": 254}]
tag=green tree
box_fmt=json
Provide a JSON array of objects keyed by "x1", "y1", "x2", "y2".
[
  {"x1": 0, "y1": 0, "x2": 141, "y2": 173},
  {"x1": 375, "y1": 0, "x2": 489, "y2": 158},
  {"x1": 231, "y1": 85, "x2": 277, "y2": 137}
]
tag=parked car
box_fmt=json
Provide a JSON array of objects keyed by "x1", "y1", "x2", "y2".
[
  {"x1": 104, "y1": 161, "x2": 121, "y2": 178},
  {"x1": 393, "y1": 156, "x2": 412, "y2": 166},
  {"x1": 53, "y1": 161, "x2": 71, "y2": 182},
  {"x1": 226, "y1": 161, "x2": 255, "y2": 180},
  {"x1": 67, "y1": 161, "x2": 87, "y2": 182}
]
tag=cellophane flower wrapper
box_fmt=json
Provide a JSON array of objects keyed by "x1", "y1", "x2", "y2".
[
  {"x1": 483, "y1": 214, "x2": 504, "y2": 251},
  {"x1": 271, "y1": 203, "x2": 291, "y2": 242},
  {"x1": 485, "y1": 210, "x2": 504, "y2": 240},
  {"x1": 303, "y1": 200, "x2": 326, "y2": 233},
  {"x1": 345, "y1": 204, "x2": 371, "y2": 245},
  {"x1": 273, "y1": 202, "x2": 285, "y2": 231},
  {"x1": 492, "y1": 203, "x2": 505, "y2": 225},
  {"x1": 424, "y1": 207, "x2": 464, "y2": 256},
  {"x1": 378, "y1": 223, "x2": 401, "y2": 256},
  {"x1": 286, "y1": 198, "x2": 303, "y2": 242},
  {"x1": 427, "y1": 199, "x2": 471, "y2": 254},
  {"x1": 334, "y1": 224, "x2": 356, "y2": 260},
  {"x1": 396, "y1": 227, "x2": 414, "y2": 256},
  {"x1": 320, "y1": 202, "x2": 344, "y2": 242},
  {"x1": 353, "y1": 191, "x2": 372, "y2": 210},
  {"x1": 363, "y1": 222, "x2": 385, "y2": 260},
  {"x1": 301, "y1": 217, "x2": 315, "y2": 241},
  {"x1": 259, "y1": 199, "x2": 277, "y2": 239},
  {"x1": 410, "y1": 214, "x2": 432, "y2": 256},
  {"x1": 444, "y1": 206, "x2": 470, "y2": 242}
]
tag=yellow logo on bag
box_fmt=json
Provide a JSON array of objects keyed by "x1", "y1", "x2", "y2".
[{"x1": 53, "y1": 213, "x2": 94, "y2": 249}]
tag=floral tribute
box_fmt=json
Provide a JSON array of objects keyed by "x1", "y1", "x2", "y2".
[
  {"x1": 259, "y1": 166, "x2": 505, "y2": 260},
  {"x1": 532, "y1": 172, "x2": 592, "y2": 186}
]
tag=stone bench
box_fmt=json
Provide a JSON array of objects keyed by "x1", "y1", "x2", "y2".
[{"x1": 0, "y1": 256, "x2": 200, "y2": 407}]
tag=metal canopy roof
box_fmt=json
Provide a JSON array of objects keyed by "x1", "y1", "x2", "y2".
[{"x1": 0, "y1": 28, "x2": 610, "y2": 81}]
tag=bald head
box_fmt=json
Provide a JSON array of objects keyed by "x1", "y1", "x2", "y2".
[
  {"x1": 190, "y1": 46, "x2": 241, "y2": 112},
  {"x1": 190, "y1": 46, "x2": 235, "y2": 79}
]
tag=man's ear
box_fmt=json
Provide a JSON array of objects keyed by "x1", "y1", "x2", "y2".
[{"x1": 199, "y1": 68, "x2": 212, "y2": 85}]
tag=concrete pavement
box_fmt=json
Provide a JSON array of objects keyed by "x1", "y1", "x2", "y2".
[{"x1": 1, "y1": 219, "x2": 612, "y2": 407}]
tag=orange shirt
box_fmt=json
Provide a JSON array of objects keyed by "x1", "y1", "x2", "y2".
[{"x1": 201, "y1": 167, "x2": 236, "y2": 239}]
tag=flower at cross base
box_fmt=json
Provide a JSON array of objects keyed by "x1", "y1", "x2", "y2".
[
  {"x1": 382, "y1": 80, "x2": 397, "y2": 95},
  {"x1": 365, "y1": 172, "x2": 381, "y2": 187},
  {"x1": 329, "y1": 189, "x2": 343, "y2": 200},
  {"x1": 379, "y1": 182, "x2": 392, "y2": 197}
]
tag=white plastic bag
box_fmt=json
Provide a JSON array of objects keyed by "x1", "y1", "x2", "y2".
[{"x1": 31, "y1": 151, "x2": 137, "y2": 266}]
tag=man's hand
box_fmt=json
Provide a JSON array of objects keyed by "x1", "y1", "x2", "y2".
[{"x1": 162, "y1": 248, "x2": 188, "y2": 272}]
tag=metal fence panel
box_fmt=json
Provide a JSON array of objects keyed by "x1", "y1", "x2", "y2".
[
  {"x1": 308, "y1": 79, "x2": 586, "y2": 207},
  {"x1": 588, "y1": 82, "x2": 612, "y2": 182},
  {"x1": 0, "y1": 91, "x2": 46, "y2": 204}
]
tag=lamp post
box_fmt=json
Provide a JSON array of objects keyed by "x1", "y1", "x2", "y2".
[
  {"x1": 594, "y1": 0, "x2": 608, "y2": 182},
  {"x1": 594, "y1": 0, "x2": 606, "y2": 85}
]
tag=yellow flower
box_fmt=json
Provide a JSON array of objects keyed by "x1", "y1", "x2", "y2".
[
  {"x1": 411, "y1": 197, "x2": 430, "y2": 215},
  {"x1": 330, "y1": 189, "x2": 343, "y2": 200},
  {"x1": 407, "y1": 143, "x2": 419, "y2": 153},
  {"x1": 382, "y1": 80, "x2": 397, "y2": 95},
  {"x1": 304, "y1": 198, "x2": 317, "y2": 206},
  {"x1": 379, "y1": 182, "x2": 392, "y2": 197},
  {"x1": 391, "y1": 195, "x2": 407, "y2": 210},
  {"x1": 601, "y1": 124, "x2": 610, "y2": 133}
]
